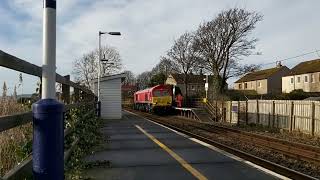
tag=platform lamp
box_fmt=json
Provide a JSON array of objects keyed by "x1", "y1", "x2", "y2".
[
  {"x1": 97, "y1": 31, "x2": 121, "y2": 116},
  {"x1": 101, "y1": 54, "x2": 115, "y2": 74}
]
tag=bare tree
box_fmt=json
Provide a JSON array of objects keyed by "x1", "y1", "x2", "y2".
[
  {"x1": 73, "y1": 46, "x2": 122, "y2": 89},
  {"x1": 122, "y1": 70, "x2": 136, "y2": 85},
  {"x1": 136, "y1": 71, "x2": 152, "y2": 90},
  {"x1": 152, "y1": 56, "x2": 178, "y2": 77},
  {"x1": 167, "y1": 32, "x2": 200, "y2": 99},
  {"x1": 195, "y1": 8, "x2": 262, "y2": 94}
]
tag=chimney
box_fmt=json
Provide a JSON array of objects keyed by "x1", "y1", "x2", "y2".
[{"x1": 276, "y1": 61, "x2": 282, "y2": 68}]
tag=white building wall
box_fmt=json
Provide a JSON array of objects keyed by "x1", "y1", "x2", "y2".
[
  {"x1": 95, "y1": 78, "x2": 122, "y2": 119},
  {"x1": 282, "y1": 72, "x2": 320, "y2": 93},
  {"x1": 282, "y1": 76, "x2": 294, "y2": 93}
]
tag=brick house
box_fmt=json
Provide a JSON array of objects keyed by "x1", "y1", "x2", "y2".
[{"x1": 234, "y1": 64, "x2": 290, "y2": 94}]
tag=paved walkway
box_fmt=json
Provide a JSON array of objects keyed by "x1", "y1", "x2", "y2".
[{"x1": 83, "y1": 111, "x2": 286, "y2": 180}]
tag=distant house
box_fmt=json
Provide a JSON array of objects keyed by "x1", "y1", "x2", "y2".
[
  {"x1": 282, "y1": 59, "x2": 320, "y2": 93},
  {"x1": 234, "y1": 63, "x2": 290, "y2": 94},
  {"x1": 165, "y1": 73, "x2": 209, "y2": 97}
]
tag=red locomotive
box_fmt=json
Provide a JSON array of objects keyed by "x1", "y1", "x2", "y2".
[{"x1": 134, "y1": 84, "x2": 173, "y2": 112}]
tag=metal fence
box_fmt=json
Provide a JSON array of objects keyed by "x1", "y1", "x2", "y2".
[
  {"x1": 216, "y1": 100, "x2": 320, "y2": 136},
  {"x1": 0, "y1": 50, "x2": 97, "y2": 179}
]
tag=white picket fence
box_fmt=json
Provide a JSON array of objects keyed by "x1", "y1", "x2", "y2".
[{"x1": 221, "y1": 100, "x2": 320, "y2": 136}]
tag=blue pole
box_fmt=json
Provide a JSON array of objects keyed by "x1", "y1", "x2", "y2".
[
  {"x1": 32, "y1": 0, "x2": 64, "y2": 179},
  {"x1": 32, "y1": 100, "x2": 64, "y2": 179}
]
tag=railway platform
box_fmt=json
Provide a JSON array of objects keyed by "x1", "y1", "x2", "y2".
[{"x1": 83, "y1": 111, "x2": 288, "y2": 180}]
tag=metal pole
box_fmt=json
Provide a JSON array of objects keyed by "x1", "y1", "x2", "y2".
[
  {"x1": 98, "y1": 32, "x2": 101, "y2": 102},
  {"x1": 42, "y1": 1, "x2": 56, "y2": 99},
  {"x1": 32, "y1": 0, "x2": 64, "y2": 179},
  {"x1": 205, "y1": 75, "x2": 208, "y2": 99}
]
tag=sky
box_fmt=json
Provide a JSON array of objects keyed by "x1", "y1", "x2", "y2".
[{"x1": 0, "y1": 0, "x2": 320, "y2": 94}]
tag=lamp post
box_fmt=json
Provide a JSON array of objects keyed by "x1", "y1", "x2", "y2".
[{"x1": 97, "y1": 31, "x2": 121, "y2": 116}]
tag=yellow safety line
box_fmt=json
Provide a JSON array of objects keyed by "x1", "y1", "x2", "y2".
[{"x1": 135, "y1": 125, "x2": 208, "y2": 180}]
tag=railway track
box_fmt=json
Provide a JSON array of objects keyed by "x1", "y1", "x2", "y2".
[
  {"x1": 127, "y1": 109, "x2": 319, "y2": 180},
  {"x1": 186, "y1": 122, "x2": 320, "y2": 165}
]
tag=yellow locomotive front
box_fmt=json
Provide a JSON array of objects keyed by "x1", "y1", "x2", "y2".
[{"x1": 151, "y1": 86, "x2": 172, "y2": 110}]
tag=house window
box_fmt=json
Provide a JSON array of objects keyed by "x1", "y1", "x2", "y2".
[
  {"x1": 290, "y1": 77, "x2": 294, "y2": 84},
  {"x1": 244, "y1": 83, "x2": 248, "y2": 89},
  {"x1": 258, "y1": 82, "x2": 262, "y2": 88},
  {"x1": 191, "y1": 85, "x2": 195, "y2": 90},
  {"x1": 239, "y1": 84, "x2": 242, "y2": 89},
  {"x1": 311, "y1": 74, "x2": 315, "y2": 83},
  {"x1": 304, "y1": 75, "x2": 308, "y2": 83},
  {"x1": 297, "y1": 76, "x2": 301, "y2": 83}
]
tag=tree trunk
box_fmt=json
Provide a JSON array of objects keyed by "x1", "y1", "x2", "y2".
[
  {"x1": 184, "y1": 73, "x2": 188, "y2": 106},
  {"x1": 212, "y1": 74, "x2": 224, "y2": 99}
]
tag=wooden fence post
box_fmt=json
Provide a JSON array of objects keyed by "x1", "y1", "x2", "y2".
[
  {"x1": 272, "y1": 101, "x2": 275, "y2": 128},
  {"x1": 222, "y1": 101, "x2": 225, "y2": 122},
  {"x1": 290, "y1": 101, "x2": 294, "y2": 132},
  {"x1": 74, "y1": 88, "x2": 80, "y2": 103},
  {"x1": 311, "y1": 102, "x2": 315, "y2": 136},
  {"x1": 62, "y1": 75, "x2": 70, "y2": 104},
  {"x1": 237, "y1": 101, "x2": 240, "y2": 125},
  {"x1": 268, "y1": 112, "x2": 271, "y2": 127},
  {"x1": 229, "y1": 101, "x2": 232, "y2": 123},
  {"x1": 245, "y1": 100, "x2": 248, "y2": 125},
  {"x1": 256, "y1": 100, "x2": 260, "y2": 125}
]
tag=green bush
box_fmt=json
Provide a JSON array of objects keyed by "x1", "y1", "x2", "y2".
[{"x1": 64, "y1": 104, "x2": 102, "y2": 179}]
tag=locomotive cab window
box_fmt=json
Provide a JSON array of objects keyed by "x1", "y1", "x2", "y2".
[
  {"x1": 154, "y1": 90, "x2": 161, "y2": 97},
  {"x1": 162, "y1": 91, "x2": 169, "y2": 96}
]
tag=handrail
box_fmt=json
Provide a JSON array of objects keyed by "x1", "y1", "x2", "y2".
[
  {"x1": 2, "y1": 157, "x2": 32, "y2": 180},
  {"x1": 0, "y1": 50, "x2": 92, "y2": 94},
  {"x1": 0, "y1": 49, "x2": 97, "y2": 178},
  {"x1": 0, "y1": 112, "x2": 32, "y2": 133}
]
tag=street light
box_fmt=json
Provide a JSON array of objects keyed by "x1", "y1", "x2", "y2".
[{"x1": 98, "y1": 31, "x2": 121, "y2": 105}]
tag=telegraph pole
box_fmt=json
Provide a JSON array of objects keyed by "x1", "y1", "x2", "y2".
[{"x1": 32, "y1": 0, "x2": 64, "y2": 179}]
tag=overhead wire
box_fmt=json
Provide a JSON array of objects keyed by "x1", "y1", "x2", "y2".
[{"x1": 258, "y1": 49, "x2": 320, "y2": 67}]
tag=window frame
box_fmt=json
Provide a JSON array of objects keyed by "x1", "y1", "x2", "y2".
[
  {"x1": 290, "y1": 77, "x2": 294, "y2": 84},
  {"x1": 304, "y1": 75, "x2": 308, "y2": 83},
  {"x1": 311, "y1": 74, "x2": 315, "y2": 83},
  {"x1": 297, "y1": 76, "x2": 301, "y2": 83}
]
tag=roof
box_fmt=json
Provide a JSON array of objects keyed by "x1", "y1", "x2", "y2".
[
  {"x1": 288, "y1": 59, "x2": 320, "y2": 76},
  {"x1": 167, "y1": 74, "x2": 211, "y2": 84},
  {"x1": 235, "y1": 66, "x2": 287, "y2": 83},
  {"x1": 121, "y1": 84, "x2": 137, "y2": 91},
  {"x1": 134, "y1": 84, "x2": 170, "y2": 94},
  {"x1": 92, "y1": 73, "x2": 126, "y2": 83}
]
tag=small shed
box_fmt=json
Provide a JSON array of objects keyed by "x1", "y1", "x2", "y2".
[{"x1": 92, "y1": 73, "x2": 126, "y2": 119}]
